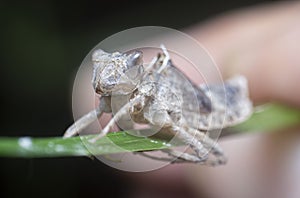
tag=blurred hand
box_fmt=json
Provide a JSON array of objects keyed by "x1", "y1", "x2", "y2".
[
  {"x1": 184, "y1": 2, "x2": 300, "y2": 198},
  {"x1": 130, "y1": 2, "x2": 300, "y2": 198},
  {"x1": 189, "y1": 1, "x2": 300, "y2": 107}
]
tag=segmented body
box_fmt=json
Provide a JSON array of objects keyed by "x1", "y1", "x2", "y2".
[{"x1": 64, "y1": 46, "x2": 253, "y2": 165}]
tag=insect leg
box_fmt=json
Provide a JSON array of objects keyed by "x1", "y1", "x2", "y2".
[
  {"x1": 160, "y1": 124, "x2": 225, "y2": 165},
  {"x1": 140, "y1": 148, "x2": 220, "y2": 165},
  {"x1": 63, "y1": 96, "x2": 113, "y2": 138},
  {"x1": 63, "y1": 107, "x2": 103, "y2": 138},
  {"x1": 145, "y1": 56, "x2": 158, "y2": 72},
  {"x1": 170, "y1": 125, "x2": 211, "y2": 162},
  {"x1": 136, "y1": 150, "x2": 202, "y2": 163},
  {"x1": 188, "y1": 128, "x2": 224, "y2": 156},
  {"x1": 135, "y1": 151, "x2": 179, "y2": 162},
  {"x1": 144, "y1": 44, "x2": 170, "y2": 74},
  {"x1": 138, "y1": 108, "x2": 211, "y2": 163},
  {"x1": 185, "y1": 127, "x2": 227, "y2": 165},
  {"x1": 90, "y1": 95, "x2": 145, "y2": 142},
  {"x1": 161, "y1": 149, "x2": 206, "y2": 163},
  {"x1": 156, "y1": 44, "x2": 170, "y2": 73}
]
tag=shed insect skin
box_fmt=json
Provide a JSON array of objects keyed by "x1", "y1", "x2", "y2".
[{"x1": 64, "y1": 45, "x2": 252, "y2": 165}]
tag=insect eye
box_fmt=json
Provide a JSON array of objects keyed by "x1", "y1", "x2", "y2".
[{"x1": 126, "y1": 51, "x2": 143, "y2": 67}]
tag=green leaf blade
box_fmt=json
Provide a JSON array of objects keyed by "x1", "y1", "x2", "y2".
[{"x1": 0, "y1": 103, "x2": 300, "y2": 158}]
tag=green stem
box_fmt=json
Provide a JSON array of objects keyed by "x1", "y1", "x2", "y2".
[{"x1": 0, "y1": 103, "x2": 300, "y2": 158}]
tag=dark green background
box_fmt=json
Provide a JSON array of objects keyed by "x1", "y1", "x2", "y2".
[{"x1": 0, "y1": 0, "x2": 279, "y2": 197}]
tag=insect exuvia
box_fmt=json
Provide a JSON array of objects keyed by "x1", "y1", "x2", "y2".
[{"x1": 63, "y1": 45, "x2": 252, "y2": 166}]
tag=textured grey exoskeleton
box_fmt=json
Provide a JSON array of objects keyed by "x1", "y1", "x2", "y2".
[{"x1": 64, "y1": 45, "x2": 252, "y2": 165}]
